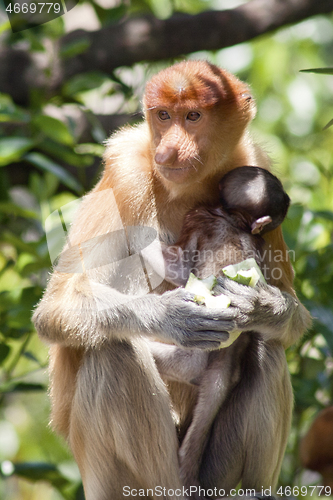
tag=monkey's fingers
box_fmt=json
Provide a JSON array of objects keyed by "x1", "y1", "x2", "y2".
[
  {"x1": 178, "y1": 321, "x2": 231, "y2": 346},
  {"x1": 156, "y1": 287, "x2": 241, "y2": 346},
  {"x1": 214, "y1": 275, "x2": 305, "y2": 344},
  {"x1": 184, "y1": 309, "x2": 239, "y2": 333},
  {"x1": 180, "y1": 338, "x2": 226, "y2": 350},
  {"x1": 215, "y1": 275, "x2": 259, "y2": 299}
]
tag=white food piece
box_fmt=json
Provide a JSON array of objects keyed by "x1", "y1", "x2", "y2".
[
  {"x1": 185, "y1": 273, "x2": 229, "y2": 307},
  {"x1": 184, "y1": 259, "x2": 266, "y2": 348},
  {"x1": 220, "y1": 329, "x2": 242, "y2": 348},
  {"x1": 222, "y1": 257, "x2": 266, "y2": 287}
]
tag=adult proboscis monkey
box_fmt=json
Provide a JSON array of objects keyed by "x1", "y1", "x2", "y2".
[{"x1": 33, "y1": 60, "x2": 311, "y2": 500}]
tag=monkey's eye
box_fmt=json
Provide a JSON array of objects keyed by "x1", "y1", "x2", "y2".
[
  {"x1": 186, "y1": 111, "x2": 201, "y2": 122},
  {"x1": 158, "y1": 111, "x2": 171, "y2": 121}
]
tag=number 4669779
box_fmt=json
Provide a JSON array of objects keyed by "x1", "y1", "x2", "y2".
[
  {"x1": 6, "y1": 3, "x2": 61, "y2": 13},
  {"x1": 277, "y1": 486, "x2": 332, "y2": 496}
]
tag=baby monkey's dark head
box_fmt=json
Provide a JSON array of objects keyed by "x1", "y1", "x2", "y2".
[{"x1": 219, "y1": 166, "x2": 290, "y2": 235}]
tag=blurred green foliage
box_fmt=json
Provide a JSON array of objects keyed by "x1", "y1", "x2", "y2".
[{"x1": 0, "y1": 0, "x2": 333, "y2": 498}]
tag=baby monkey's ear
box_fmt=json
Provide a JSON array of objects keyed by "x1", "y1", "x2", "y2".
[
  {"x1": 241, "y1": 91, "x2": 253, "y2": 102},
  {"x1": 251, "y1": 216, "x2": 272, "y2": 235}
]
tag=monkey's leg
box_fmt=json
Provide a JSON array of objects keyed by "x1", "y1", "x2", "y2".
[
  {"x1": 240, "y1": 346, "x2": 293, "y2": 489},
  {"x1": 148, "y1": 340, "x2": 209, "y2": 385},
  {"x1": 179, "y1": 351, "x2": 233, "y2": 497},
  {"x1": 67, "y1": 339, "x2": 183, "y2": 500},
  {"x1": 200, "y1": 340, "x2": 292, "y2": 493}
]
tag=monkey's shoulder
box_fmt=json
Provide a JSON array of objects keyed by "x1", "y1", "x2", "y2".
[
  {"x1": 94, "y1": 122, "x2": 156, "y2": 222},
  {"x1": 103, "y1": 122, "x2": 152, "y2": 178}
]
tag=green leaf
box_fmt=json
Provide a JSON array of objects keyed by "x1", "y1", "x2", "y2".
[
  {"x1": 25, "y1": 152, "x2": 82, "y2": 193},
  {"x1": 33, "y1": 115, "x2": 74, "y2": 146},
  {"x1": 0, "y1": 94, "x2": 30, "y2": 123},
  {"x1": 0, "y1": 20, "x2": 11, "y2": 35},
  {"x1": 1, "y1": 327, "x2": 30, "y2": 340},
  {"x1": 22, "y1": 351, "x2": 42, "y2": 365},
  {"x1": 63, "y1": 72, "x2": 111, "y2": 97},
  {"x1": 0, "y1": 343, "x2": 10, "y2": 364},
  {"x1": 311, "y1": 308, "x2": 333, "y2": 353},
  {"x1": 292, "y1": 376, "x2": 320, "y2": 408},
  {"x1": 39, "y1": 139, "x2": 94, "y2": 167},
  {"x1": 60, "y1": 37, "x2": 91, "y2": 59},
  {"x1": 313, "y1": 210, "x2": 333, "y2": 222},
  {"x1": 93, "y1": 3, "x2": 128, "y2": 24},
  {"x1": 74, "y1": 484, "x2": 85, "y2": 500},
  {"x1": 24, "y1": 30, "x2": 46, "y2": 52},
  {"x1": 74, "y1": 143, "x2": 104, "y2": 157},
  {"x1": 8, "y1": 462, "x2": 74, "y2": 498},
  {"x1": 1, "y1": 232, "x2": 39, "y2": 256},
  {"x1": 300, "y1": 67, "x2": 333, "y2": 75},
  {"x1": 7, "y1": 306, "x2": 34, "y2": 329},
  {"x1": 0, "y1": 268, "x2": 31, "y2": 293},
  {"x1": 0, "y1": 138, "x2": 34, "y2": 166},
  {"x1": 323, "y1": 118, "x2": 333, "y2": 130},
  {"x1": 6, "y1": 382, "x2": 46, "y2": 392},
  {"x1": 13, "y1": 462, "x2": 70, "y2": 490},
  {"x1": 0, "y1": 201, "x2": 38, "y2": 219}
]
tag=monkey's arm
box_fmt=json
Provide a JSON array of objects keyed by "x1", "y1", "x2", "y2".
[
  {"x1": 32, "y1": 273, "x2": 233, "y2": 350},
  {"x1": 212, "y1": 226, "x2": 310, "y2": 348},
  {"x1": 213, "y1": 278, "x2": 311, "y2": 348}
]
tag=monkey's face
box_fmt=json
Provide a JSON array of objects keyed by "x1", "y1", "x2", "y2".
[
  {"x1": 144, "y1": 61, "x2": 256, "y2": 190},
  {"x1": 148, "y1": 107, "x2": 211, "y2": 185}
]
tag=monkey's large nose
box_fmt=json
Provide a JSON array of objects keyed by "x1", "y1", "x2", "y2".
[{"x1": 155, "y1": 147, "x2": 178, "y2": 166}]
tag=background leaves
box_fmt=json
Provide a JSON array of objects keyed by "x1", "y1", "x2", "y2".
[{"x1": 1, "y1": 1, "x2": 333, "y2": 498}]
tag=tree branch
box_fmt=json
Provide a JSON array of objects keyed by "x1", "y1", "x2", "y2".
[
  {"x1": 1, "y1": 0, "x2": 333, "y2": 104},
  {"x1": 61, "y1": 0, "x2": 333, "y2": 77}
]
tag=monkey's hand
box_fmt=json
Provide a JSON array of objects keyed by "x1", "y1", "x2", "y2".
[
  {"x1": 213, "y1": 278, "x2": 311, "y2": 348},
  {"x1": 134, "y1": 288, "x2": 232, "y2": 349}
]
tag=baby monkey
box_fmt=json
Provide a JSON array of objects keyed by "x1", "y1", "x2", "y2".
[
  {"x1": 149, "y1": 166, "x2": 290, "y2": 497},
  {"x1": 161, "y1": 165, "x2": 290, "y2": 287}
]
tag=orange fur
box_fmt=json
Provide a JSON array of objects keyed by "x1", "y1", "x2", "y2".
[{"x1": 144, "y1": 61, "x2": 249, "y2": 111}]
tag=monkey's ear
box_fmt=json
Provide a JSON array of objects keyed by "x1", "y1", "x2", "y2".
[
  {"x1": 240, "y1": 91, "x2": 256, "y2": 117},
  {"x1": 241, "y1": 92, "x2": 253, "y2": 102},
  {"x1": 251, "y1": 216, "x2": 272, "y2": 234}
]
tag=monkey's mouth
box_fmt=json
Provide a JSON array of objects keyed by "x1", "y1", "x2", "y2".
[{"x1": 157, "y1": 165, "x2": 193, "y2": 184}]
